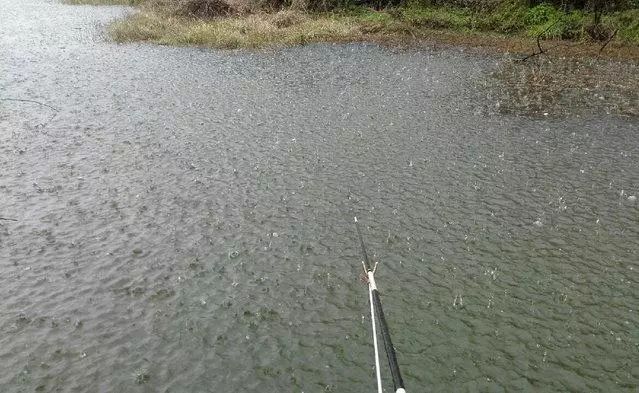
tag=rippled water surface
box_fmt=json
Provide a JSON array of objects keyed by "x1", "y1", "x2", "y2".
[{"x1": 1, "y1": 1, "x2": 638, "y2": 392}]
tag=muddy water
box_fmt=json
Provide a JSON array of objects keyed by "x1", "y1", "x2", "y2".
[{"x1": 1, "y1": 1, "x2": 638, "y2": 392}]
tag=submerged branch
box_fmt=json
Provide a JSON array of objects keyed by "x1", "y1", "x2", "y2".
[
  {"x1": 0, "y1": 98, "x2": 59, "y2": 112},
  {"x1": 0, "y1": 98, "x2": 60, "y2": 128}
]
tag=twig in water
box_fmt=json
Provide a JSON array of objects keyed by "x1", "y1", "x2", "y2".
[
  {"x1": 0, "y1": 98, "x2": 60, "y2": 128},
  {"x1": 0, "y1": 98, "x2": 59, "y2": 112}
]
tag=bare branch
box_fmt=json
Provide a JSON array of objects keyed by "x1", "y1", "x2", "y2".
[
  {"x1": 519, "y1": 19, "x2": 561, "y2": 62},
  {"x1": 598, "y1": 29, "x2": 618, "y2": 56},
  {"x1": 0, "y1": 98, "x2": 59, "y2": 128},
  {"x1": 0, "y1": 98, "x2": 59, "y2": 112}
]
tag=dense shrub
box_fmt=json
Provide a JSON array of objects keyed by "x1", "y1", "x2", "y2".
[
  {"x1": 604, "y1": 8, "x2": 639, "y2": 41},
  {"x1": 525, "y1": 5, "x2": 585, "y2": 38},
  {"x1": 527, "y1": 0, "x2": 637, "y2": 11},
  {"x1": 416, "y1": 0, "x2": 502, "y2": 10},
  {"x1": 175, "y1": 0, "x2": 233, "y2": 16}
]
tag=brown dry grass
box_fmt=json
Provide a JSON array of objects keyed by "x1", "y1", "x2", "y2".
[{"x1": 110, "y1": 10, "x2": 365, "y2": 48}]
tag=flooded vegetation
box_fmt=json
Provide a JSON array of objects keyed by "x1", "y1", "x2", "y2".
[
  {"x1": 490, "y1": 55, "x2": 639, "y2": 117},
  {"x1": 1, "y1": 0, "x2": 638, "y2": 392}
]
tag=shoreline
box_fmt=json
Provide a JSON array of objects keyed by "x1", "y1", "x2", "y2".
[
  {"x1": 59, "y1": 1, "x2": 639, "y2": 60},
  {"x1": 64, "y1": 0, "x2": 639, "y2": 117},
  {"x1": 110, "y1": 10, "x2": 639, "y2": 61}
]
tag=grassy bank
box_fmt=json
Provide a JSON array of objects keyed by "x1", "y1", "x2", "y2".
[
  {"x1": 66, "y1": 0, "x2": 639, "y2": 54},
  {"x1": 109, "y1": 11, "x2": 366, "y2": 48}
]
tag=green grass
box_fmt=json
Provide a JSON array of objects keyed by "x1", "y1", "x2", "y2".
[
  {"x1": 400, "y1": 6, "x2": 477, "y2": 31},
  {"x1": 605, "y1": 9, "x2": 639, "y2": 42},
  {"x1": 65, "y1": 0, "x2": 639, "y2": 48}
]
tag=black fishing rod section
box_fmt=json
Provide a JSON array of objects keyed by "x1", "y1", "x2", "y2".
[{"x1": 355, "y1": 217, "x2": 406, "y2": 393}]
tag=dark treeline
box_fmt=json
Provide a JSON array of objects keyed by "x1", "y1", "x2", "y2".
[
  {"x1": 526, "y1": 0, "x2": 635, "y2": 10},
  {"x1": 309, "y1": 0, "x2": 639, "y2": 12},
  {"x1": 174, "y1": 0, "x2": 639, "y2": 12},
  {"x1": 398, "y1": 0, "x2": 637, "y2": 10},
  {"x1": 166, "y1": 0, "x2": 638, "y2": 14}
]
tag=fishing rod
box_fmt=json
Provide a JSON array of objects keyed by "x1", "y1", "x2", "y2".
[{"x1": 355, "y1": 217, "x2": 406, "y2": 393}]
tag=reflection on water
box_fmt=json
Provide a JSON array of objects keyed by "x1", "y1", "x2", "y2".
[{"x1": 1, "y1": 0, "x2": 638, "y2": 392}]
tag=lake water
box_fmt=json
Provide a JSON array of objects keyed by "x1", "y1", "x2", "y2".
[{"x1": 1, "y1": 0, "x2": 637, "y2": 391}]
